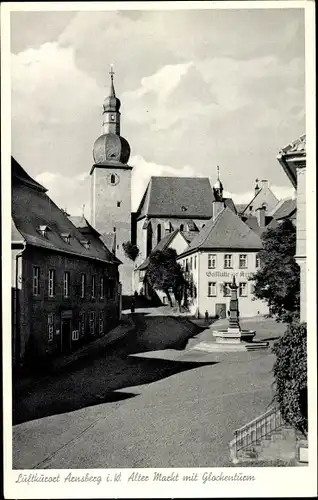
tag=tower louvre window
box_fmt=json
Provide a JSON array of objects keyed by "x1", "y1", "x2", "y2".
[
  {"x1": 117, "y1": 201, "x2": 121, "y2": 207},
  {"x1": 111, "y1": 174, "x2": 116, "y2": 184}
]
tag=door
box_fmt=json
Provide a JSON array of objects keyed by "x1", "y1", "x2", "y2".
[
  {"x1": 215, "y1": 303, "x2": 226, "y2": 319},
  {"x1": 61, "y1": 318, "x2": 71, "y2": 353}
]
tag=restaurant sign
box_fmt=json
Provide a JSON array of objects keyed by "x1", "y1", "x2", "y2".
[{"x1": 206, "y1": 271, "x2": 254, "y2": 279}]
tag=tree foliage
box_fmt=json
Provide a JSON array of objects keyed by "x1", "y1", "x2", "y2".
[
  {"x1": 122, "y1": 241, "x2": 140, "y2": 262},
  {"x1": 146, "y1": 248, "x2": 184, "y2": 307},
  {"x1": 272, "y1": 322, "x2": 307, "y2": 435},
  {"x1": 252, "y1": 220, "x2": 300, "y2": 322}
]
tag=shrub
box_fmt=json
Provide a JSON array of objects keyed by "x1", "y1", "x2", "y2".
[{"x1": 272, "y1": 322, "x2": 307, "y2": 435}]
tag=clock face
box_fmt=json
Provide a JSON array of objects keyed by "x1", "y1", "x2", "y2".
[{"x1": 107, "y1": 173, "x2": 120, "y2": 186}]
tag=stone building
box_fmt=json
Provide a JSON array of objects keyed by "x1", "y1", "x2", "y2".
[
  {"x1": 134, "y1": 174, "x2": 236, "y2": 273},
  {"x1": 177, "y1": 191, "x2": 269, "y2": 318},
  {"x1": 12, "y1": 157, "x2": 121, "y2": 368},
  {"x1": 277, "y1": 134, "x2": 306, "y2": 321},
  {"x1": 236, "y1": 179, "x2": 280, "y2": 217},
  {"x1": 90, "y1": 68, "x2": 133, "y2": 295}
]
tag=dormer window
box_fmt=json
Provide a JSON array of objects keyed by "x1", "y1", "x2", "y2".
[
  {"x1": 61, "y1": 232, "x2": 71, "y2": 244},
  {"x1": 81, "y1": 239, "x2": 90, "y2": 249},
  {"x1": 38, "y1": 225, "x2": 50, "y2": 238},
  {"x1": 181, "y1": 206, "x2": 187, "y2": 212}
]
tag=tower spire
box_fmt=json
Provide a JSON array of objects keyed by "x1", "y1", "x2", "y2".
[
  {"x1": 213, "y1": 165, "x2": 224, "y2": 201},
  {"x1": 109, "y1": 64, "x2": 116, "y2": 97}
]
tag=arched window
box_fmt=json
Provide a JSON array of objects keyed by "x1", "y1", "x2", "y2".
[
  {"x1": 111, "y1": 174, "x2": 116, "y2": 184},
  {"x1": 157, "y1": 224, "x2": 162, "y2": 243},
  {"x1": 180, "y1": 224, "x2": 184, "y2": 231}
]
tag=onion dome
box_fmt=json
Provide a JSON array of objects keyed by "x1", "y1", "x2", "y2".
[{"x1": 93, "y1": 133, "x2": 130, "y2": 164}]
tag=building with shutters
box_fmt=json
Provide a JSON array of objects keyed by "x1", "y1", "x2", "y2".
[
  {"x1": 177, "y1": 182, "x2": 269, "y2": 318},
  {"x1": 11, "y1": 157, "x2": 121, "y2": 369}
]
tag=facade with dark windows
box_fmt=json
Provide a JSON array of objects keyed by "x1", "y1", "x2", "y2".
[
  {"x1": 11, "y1": 157, "x2": 121, "y2": 369},
  {"x1": 177, "y1": 189, "x2": 269, "y2": 319}
]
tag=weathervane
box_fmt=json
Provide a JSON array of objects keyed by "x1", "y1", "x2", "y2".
[{"x1": 109, "y1": 64, "x2": 115, "y2": 81}]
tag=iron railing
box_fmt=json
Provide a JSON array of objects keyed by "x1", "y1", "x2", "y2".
[{"x1": 230, "y1": 405, "x2": 283, "y2": 459}]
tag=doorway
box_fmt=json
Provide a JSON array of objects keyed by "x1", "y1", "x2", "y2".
[
  {"x1": 215, "y1": 303, "x2": 226, "y2": 319},
  {"x1": 61, "y1": 318, "x2": 71, "y2": 353}
]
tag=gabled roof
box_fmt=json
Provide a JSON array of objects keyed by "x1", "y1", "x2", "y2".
[
  {"x1": 241, "y1": 186, "x2": 279, "y2": 215},
  {"x1": 268, "y1": 198, "x2": 296, "y2": 220},
  {"x1": 136, "y1": 176, "x2": 216, "y2": 220},
  {"x1": 12, "y1": 157, "x2": 119, "y2": 265},
  {"x1": 180, "y1": 207, "x2": 262, "y2": 256},
  {"x1": 11, "y1": 156, "x2": 47, "y2": 192}
]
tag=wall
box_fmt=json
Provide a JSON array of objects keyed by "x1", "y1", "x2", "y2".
[
  {"x1": 248, "y1": 187, "x2": 279, "y2": 216},
  {"x1": 135, "y1": 216, "x2": 209, "y2": 268},
  {"x1": 179, "y1": 250, "x2": 268, "y2": 318},
  {"x1": 295, "y1": 166, "x2": 306, "y2": 322},
  {"x1": 17, "y1": 246, "x2": 120, "y2": 365},
  {"x1": 90, "y1": 166, "x2": 133, "y2": 294}
]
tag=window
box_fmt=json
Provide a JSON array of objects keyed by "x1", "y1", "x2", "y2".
[
  {"x1": 92, "y1": 275, "x2": 96, "y2": 298},
  {"x1": 48, "y1": 269, "x2": 55, "y2": 297},
  {"x1": 111, "y1": 174, "x2": 116, "y2": 184},
  {"x1": 117, "y1": 201, "x2": 121, "y2": 207},
  {"x1": 239, "y1": 254, "x2": 248, "y2": 269},
  {"x1": 113, "y1": 227, "x2": 116, "y2": 232},
  {"x1": 224, "y1": 254, "x2": 233, "y2": 269},
  {"x1": 81, "y1": 274, "x2": 86, "y2": 298},
  {"x1": 61, "y1": 233, "x2": 71, "y2": 244},
  {"x1": 208, "y1": 254, "x2": 216, "y2": 269},
  {"x1": 190, "y1": 257, "x2": 193, "y2": 270},
  {"x1": 89, "y1": 312, "x2": 96, "y2": 335},
  {"x1": 239, "y1": 282, "x2": 248, "y2": 297},
  {"x1": 157, "y1": 224, "x2": 162, "y2": 243},
  {"x1": 79, "y1": 312, "x2": 85, "y2": 337},
  {"x1": 194, "y1": 255, "x2": 197, "y2": 270},
  {"x1": 33, "y1": 266, "x2": 40, "y2": 296},
  {"x1": 208, "y1": 282, "x2": 217, "y2": 297},
  {"x1": 180, "y1": 224, "x2": 184, "y2": 231},
  {"x1": 99, "y1": 311, "x2": 104, "y2": 335},
  {"x1": 100, "y1": 277, "x2": 104, "y2": 299},
  {"x1": 63, "y1": 272, "x2": 70, "y2": 298},
  {"x1": 48, "y1": 313, "x2": 54, "y2": 341},
  {"x1": 223, "y1": 282, "x2": 232, "y2": 297},
  {"x1": 256, "y1": 254, "x2": 260, "y2": 268},
  {"x1": 249, "y1": 206, "x2": 253, "y2": 211}
]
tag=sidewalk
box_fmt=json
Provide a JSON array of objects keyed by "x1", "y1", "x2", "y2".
[{"x1": 14, "y1": 314, "x2": 135, "y2": 397}]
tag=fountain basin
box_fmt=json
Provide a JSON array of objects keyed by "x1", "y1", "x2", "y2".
[{"x1": 212, "y1": 329, "x2": 256, "y2": 344}]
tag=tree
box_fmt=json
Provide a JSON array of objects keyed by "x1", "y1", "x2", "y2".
[
  {"x1": 146, "y1": 248, "x2": 184, "y2": 308},
  {"x1": 251, "y1": 220, "x2": 300, "y2": 323},
  {"x1": 272, "y1": 322, "x2": 307, "y2": 435},
  {"x1": 122, "y1": 241, "x2": 140, "y2": 262}
]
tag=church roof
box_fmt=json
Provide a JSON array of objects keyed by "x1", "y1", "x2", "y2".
[
  {"x1": 12, "y1": 157, "x2": 119, "y2": 265},
  {"x1": 180, "y1": 207, "x2": 262, "y2": 256},
  {"x1": 136, "y1": 176, "x2": 236, "y2": 221},
  {"x1": 136, "y1": 177, "x2": 215, "y2": 220}
]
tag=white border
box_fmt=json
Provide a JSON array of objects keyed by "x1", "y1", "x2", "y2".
[{"x1": 2, "y1": 1, "x2": 317, "y2": 498}]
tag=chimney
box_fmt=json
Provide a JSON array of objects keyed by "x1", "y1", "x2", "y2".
[
  {"x1": 261, "y1": 179, "x2": 269, "y2": 190},
  {"x1": 256, "y1": 206, "x2": 266, "y2": 228},
  {"x1": 212, "y1": 200, "x2": 224, "y2": 220}
]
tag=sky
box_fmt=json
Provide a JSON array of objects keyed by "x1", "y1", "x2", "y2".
[{"x1": 10, "y1": 7, "x2": 305, "y2": 215}]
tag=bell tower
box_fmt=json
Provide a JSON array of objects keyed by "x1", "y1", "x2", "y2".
[{"x1": 90, "y1": 66, "x2": 133, "y2": 295}]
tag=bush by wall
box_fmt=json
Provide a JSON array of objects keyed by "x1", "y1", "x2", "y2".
[{"x1": 272, "y1": 322, "x2": 307, "y2": 435}]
